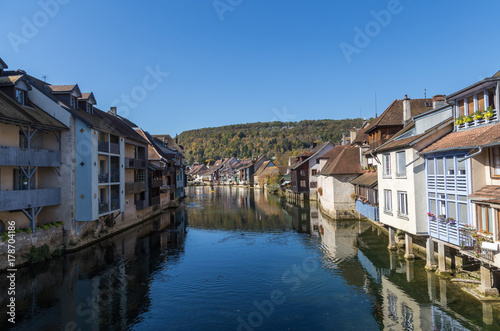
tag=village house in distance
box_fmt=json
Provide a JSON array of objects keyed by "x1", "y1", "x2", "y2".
[{"x1": 0, "y1": 57, "x2": 186, "y2": 269}]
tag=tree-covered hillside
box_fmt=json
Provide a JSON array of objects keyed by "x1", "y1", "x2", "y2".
[{"x1": 178, "y1": 119, "x2": 365, "y2": 165}]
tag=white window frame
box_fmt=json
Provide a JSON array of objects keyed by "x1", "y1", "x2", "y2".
[
  {"x1": 397, "y1": 191, "x2": 408, "y2": 218},
  {"x1": 383, "y1": 154, "x2": 391, "y2": 178},
  {"x1": 384, "y1": 189, "x2": 392, "y2": 213},
  {"x1": 396, "y1": 151, "x2": 406, "y2": 178},
  {"x1": 15, "y1": 89, "x2": 26, "y2": 105}
]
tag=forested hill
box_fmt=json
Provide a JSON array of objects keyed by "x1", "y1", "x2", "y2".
[{"x1": 177, "y1": 119, "x2": 365, "y2": 165}]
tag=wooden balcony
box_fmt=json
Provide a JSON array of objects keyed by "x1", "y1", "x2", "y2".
[{"x1": 456, "y1": 108, "x2": 498, "y2": 131}]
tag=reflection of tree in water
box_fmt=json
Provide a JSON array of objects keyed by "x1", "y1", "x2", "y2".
[
  {"x1": 186, "y1": 186, "x2": 291, "y2": 231},
  {"x1": 0, "y1": 207, "x2": 188, "y2": 331}
]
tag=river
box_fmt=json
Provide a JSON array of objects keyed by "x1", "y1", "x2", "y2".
[{"x1": 1, "y1": 186, "x2": 499, "y2": 330}]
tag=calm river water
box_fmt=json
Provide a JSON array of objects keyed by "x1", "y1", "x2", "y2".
[{"x1": 1, "y1": 186, "x2": 499, "y2": 330}]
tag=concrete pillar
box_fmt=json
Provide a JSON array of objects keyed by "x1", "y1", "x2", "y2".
[
  {"x1": 387, "y1": 227, "x2": 397, "y2": 251},
  {"x1": 406, "y1": 260, "x2": 414, "y2": 283},
  {"x1": 439, "y1": 278, "x2": 447, "y2": 306},
  {"x1": 404, "y1": 233, "x2": 415, "y2": 259},
  {"x1": 425, "y1": 237, "x2": 437, "y2": 271},
  {"x1": 437, "y1": 242, "x2": 449, "y2": 275},
  {"x1": 478, "y1": 265, "x2": 499, "y2": 296},
  {"x1": 389, "y1": 250, "x2": 397, "y2": 270},
  {"x1": 427, "y1": 271, "x2": 437, "y2": 301}
]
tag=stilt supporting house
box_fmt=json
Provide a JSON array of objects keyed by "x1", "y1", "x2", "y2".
[
  {"x1": 437, "y1": 242, "x2": 450, "y2": 275},
  {"x1": 387, "y1": 227, "x2": 396, "y2": 251},
  {"x1": 404, "y1": 233, "x2": 415, "y2": 259},
  {"x1": 478, "y1": 265, "x2": 499, "y2": 296},
  {"x1": 425, "y1": 237, "x2": 436, "y2": 270}
]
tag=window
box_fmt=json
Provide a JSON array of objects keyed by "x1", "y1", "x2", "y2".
[
  {"x1": 427, "y1": 158, "x2": 435, "y2": 175},
  {"x1": 300, "y1": 169, "x2": 305, "y2": 176},
  {"x1": 397, "y1": 191, "x2": 408, "y2": 217},
  {"x1": 383, "y1": 154, "x2": 391, "y2": 177},
  {"x1": 488, "y1": 87, "x2": 496, "y2": 109},
  {"x1": 384, "y1": 190, "x2": 392, "y2": 213},
  {"x1": 477, "y1": 204, "x2": 494, "y2": 234},
  {"x1": 310, "y1": 181, "x2": 317, "y2": 188},
  {"x1": 396, "y1": 151, "x2": 406, "y2": 177},
  {"x1": 87, "y1": 103, "x2": 93, "y2": 114},
  {"x1": 15, "y1": 89, "x2": 25, "y2": 105},
  {"x1": 311, "y1": 169, "x2": 317, "y2": 176},
  {"x1": 491, "y1": 147, "x2": 500, "y2": 177},
  {"x1": 136, "y1": 169, "x2": 146, "y2": 182},
  {"x1": 300, "y1": 180, "x2": 306, "y2": 188},
  {"x1": 446, "y1": 157, "x2": 455, "y2": 175},
  {"x1": 457, "y1": 157, "x2": 466, "y2": 175},
  {"x1": 70, "y1": 97, "x2": 77, "y2": 108}
]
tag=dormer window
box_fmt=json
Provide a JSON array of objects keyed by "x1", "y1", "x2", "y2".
[
  {"x1": 70, "y1": 96, "x2": 78, "y2": 109},
  {"x1": 15, "y1": 89, "x2": 26, "y2": 105},
  {"x1": 87, "y1": 103, "x2": 93, "y2": 114}
]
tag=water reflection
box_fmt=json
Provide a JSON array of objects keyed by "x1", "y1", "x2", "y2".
[
  {"x1": 0, "y1": 188, "x2": 498, "y2": 330},
  {"x1": 0, "y1": 207, "x2": 187, "y2": 330}
]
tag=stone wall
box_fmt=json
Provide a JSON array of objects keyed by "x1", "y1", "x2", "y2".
[{"x1": 0, "y1": 226, "x2": 64, "y2": 270}]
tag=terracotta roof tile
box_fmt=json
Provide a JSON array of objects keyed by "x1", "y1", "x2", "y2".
[
  {"x1": 469, "y1": 185, "x2": 500, "y2": 204},
  {"x1": 350, "y1": 172, "x2": 377, "y2": 187},
  {"x1": 45, "y1": 84, "x2": 77, "y2": 93},
  {"x1": 321, "y1": 146, "x2": 362, "y2": 175},
  {"x1": 421, "y1": 123, "x2": 500, "y2": 153}
]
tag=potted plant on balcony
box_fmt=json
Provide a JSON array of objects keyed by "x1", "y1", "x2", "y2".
[
  {"x1": 473, "y1": 110, "x2": 484, "y2": 124},
  {"x1": 444, "y1": 217, "x2": 456, "y2": 225},
  {"x1": 437, "y1": 214, "x2": 446, "y2": 222},
  {"x1": 484, "y1": 106, "x2": 495, "y2": 122},
  {"x1": 464, "y1": 115, "x2": 473, "y2": 128},
  {"x1": 427, "y1": 212, "x2": 436, "y2": 221},
  {"x1": 455, "y1": 116, "x2": 465, "y2": 126}
]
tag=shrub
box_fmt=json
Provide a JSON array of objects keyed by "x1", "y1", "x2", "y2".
[{"x1": 28, "y1": 245, "x2": 51, "y2": 264}]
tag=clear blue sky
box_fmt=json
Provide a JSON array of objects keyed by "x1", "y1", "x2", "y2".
[{"x1": 1, "y1": 0, "x2": 498, "y2": 136}]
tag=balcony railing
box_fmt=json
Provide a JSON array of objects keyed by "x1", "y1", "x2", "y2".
[
  {"x1": 98, "y1": 141, "x2": 109, "y2": 153},
  {"x1": 428, "y1": 218, "x2": 470, "y2": 246},
  {"x1": 125, "y1": 157, "x2": 146, "y2": 169},
  {"x1": 99, "y1": 202, "x2": 109, "y2": 214},
  {"x1": 110, "y1": 198, "x2": 120, "y2": 211},
  {"x1": 151, "y1": 179, "x2": 162, "y2": 188},
  {"x1": 356, "y1": 200, "x2": 379, "y2": 223},
  {"x1": 110, "y1": 142, "x2": 120, "y2": 154},
  {"x1": 0, "y1": 146, "x2": 61, "y2": 167},
  {"x1": 0, "y1": 188, "x2": 61, "y2": 211},
  {"x1": 110, "y1": 170, "x2": 120, "y2": 183},
  {"x1": 98, "y1": 173, "x2": 109, "y2": 183},
  {"x1": 150, "y1": 196, "x2": 160, "y2": 206},
  {"x1": 456, "y1": 109, "x2": 498, "y2": 131},
  {"x1": 125, "y1": 182, "x2": 146, "y2": 194}
]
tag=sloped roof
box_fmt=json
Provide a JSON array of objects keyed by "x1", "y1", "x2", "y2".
[
  {"x1": 420, "y1": 122, "x2": 500, "y2": 154},
  {"x1": 469, "y1": 185, "x2": 500, "y2": 204},
  {"x1": 351, "y1": 127, "x2": 369, "y2": 145},
  {"x1": 318, "y1": 145, "x2": 345, "y2": 160},
  {"x1": 350, "y1": 172, "x2": 377, "y2": 187},
  {"x1": 365, "y1": 98, "x2": 433, "y2": 134},
  {"x1": 45, "y1": 84, "x2": 80, "y2": 94},
  {"x1": 79, "y1": 92, "x2": 96, "y2": 104},
  {"x1": 0, "y1": 90, "x2": 67, "y2": 130},
  {"x1": 291, "y1": 142, "x2": 332, "y2": 170},
  {"x1": 0, "y1": 58, "x2": 7, "y2": 69},
  {"x1": 152, "y1": 134, "x2": 184, "y2": 154},
  {"x1": 321, "y1": 146, "x2": 362, "y2": 175},
  {"x1": 253, "y1": 160, "x2": 271, "y2": 177},
  {"x1": 99, "y1": 111, "x2": 148, "y2": 144}
]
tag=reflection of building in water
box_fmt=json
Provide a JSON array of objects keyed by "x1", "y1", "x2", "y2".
[
  {"x1": 356, "y1": 227, "x2": 477, "y2": 331},
  {"x1": 0, "y1": 208, "x2": 187, "y2": 330}
]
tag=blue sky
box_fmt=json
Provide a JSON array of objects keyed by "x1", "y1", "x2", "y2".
[{"x1": 0, "y1": 0, "x2": 498, "y2": 135}]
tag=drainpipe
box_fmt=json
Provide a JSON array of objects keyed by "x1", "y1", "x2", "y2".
[{"x1": 458, "y1": 146, "x2": 483, "y2": 163}]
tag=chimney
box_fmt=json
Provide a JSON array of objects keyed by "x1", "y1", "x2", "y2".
[
  {"x1": 432, "y1": 95, "x2": 446, "y2": 109},
  {"x1": 109, "y1": 106, "x2": 117, "y2": 116},
  {"x1": 350, "y1": 127, "x2": 357, "y2": 145},
  {"x1": 403, "y1": 95, "x2": 411, "y2": 125}
]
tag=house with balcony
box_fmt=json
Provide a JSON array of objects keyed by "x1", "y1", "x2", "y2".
[
  {"x1": 0, "y1": 85, "x2": 67, "y2": 234},
  {"x1": 105, "y1": 109, "x2": 152, "y2": 222},
  {"x1": 288, "y1": 142, "x2": 334, "y2": 200},
  {"x1": 136, "y1": 129, "x2": 178, "y2": 208},
  {"x1": 152, "y1": 134, "x2": 187, "y2": 198},
  {"x1": 316, "y1": 145, "x2": 363, "y2": 218},
  {"x1": 25, "y1": 74, "x2": 129, "y2": 237},
  {"x1": 375, "y1": 99, "x2": 453, "y2": 259},
  {"x1": 419, "y1": 72, "x2": 500, "y2": 295},
  {"x1": 351, "y1": 172, "x2": 379, "y2": 223}
]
